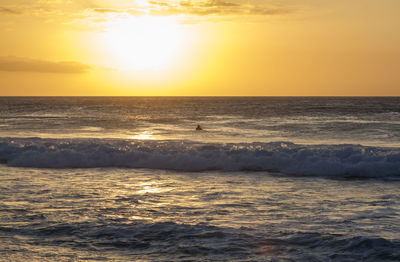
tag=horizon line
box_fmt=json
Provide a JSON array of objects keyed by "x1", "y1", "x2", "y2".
[{"x1": 1, "y1": 95, "x2": 400, "y2": 98}]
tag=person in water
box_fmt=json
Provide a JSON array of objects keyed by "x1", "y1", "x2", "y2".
[{"x1": 196, "y1": 124, "x2": 202, "y2": 131}]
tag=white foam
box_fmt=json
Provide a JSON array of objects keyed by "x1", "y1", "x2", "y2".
[{"x1": 0, "y1": 138, "x2": 399, "y2": 178}]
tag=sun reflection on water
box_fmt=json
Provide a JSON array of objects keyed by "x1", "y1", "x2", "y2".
[
  {"x1": 137, "y1": 181, "x2": 172, "y2": 194},
  {"x1": 130, "y1": 132, "x2": 156, "y2": 140}
]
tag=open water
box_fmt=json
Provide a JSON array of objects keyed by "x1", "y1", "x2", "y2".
[{"x1": 0, "y1": 97, "x2": 399, "y2": 261}]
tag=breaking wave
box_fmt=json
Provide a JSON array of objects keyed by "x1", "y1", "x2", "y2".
[{"x1": 1, "y1": 137, "x2": 400, "y2": 178}]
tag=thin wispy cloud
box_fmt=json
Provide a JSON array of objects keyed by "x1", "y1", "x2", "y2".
[
  {"x1": 0, "y1": 6, "x2": 22, "y2": 15},
  {"x1": 0, "y1": 57, "x2": 91, "y2": 74},
  {"x1": 0, "y1": 0, "x2": 292, "y2": 26},
  {"x1": 90, "y1": 0, "x2": 292, "y2": 17}
]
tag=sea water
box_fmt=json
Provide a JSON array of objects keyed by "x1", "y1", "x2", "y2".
[{"x1": 0, "y1": 97, "x2": 399, "y2": 261}]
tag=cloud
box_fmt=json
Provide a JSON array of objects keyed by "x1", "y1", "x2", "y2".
[
  {"x1": 249, "y1": 7, "x2": 291, "y2": 16},
  {"x1": 92, "y1": 8, "x2": 124, "y2": 13},
  {"x1": 155, "y1": 0, "x2": 290, "y2": 16},
  {"x1": 90, "y1": 0, "x2": 291, "y2": 17},
  {"x1": 0, "y1": 6, "x2": 22, "y2": 15},
  {"x1": 1, "y1": 0, "x2": 292, "y2": 27},
  {"x1": 0, "y1": 57, "x2": 91, "y2": 74}
]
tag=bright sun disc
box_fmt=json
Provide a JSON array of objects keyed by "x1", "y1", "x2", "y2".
[{"x1": 102, "y1": 16, "x2": 187, "y2": 71}]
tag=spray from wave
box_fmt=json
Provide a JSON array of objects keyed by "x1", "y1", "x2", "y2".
[{"x1": 1, "y1": 138, "x2": 399, "y2": 178}]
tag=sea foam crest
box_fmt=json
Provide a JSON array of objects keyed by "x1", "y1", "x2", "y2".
[{"x1": 0, "y1": 138, "x2": 399, "y2": 177}]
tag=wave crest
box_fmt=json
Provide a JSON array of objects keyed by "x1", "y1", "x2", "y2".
[{"x1": 1, "y1": 138, "x2": 399, "y2": 178}]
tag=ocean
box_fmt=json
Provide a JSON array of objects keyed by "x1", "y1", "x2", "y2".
[{"x1": 0, "y1": 97, "x2": 399, "y2": 261}]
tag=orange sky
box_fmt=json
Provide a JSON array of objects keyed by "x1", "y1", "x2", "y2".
[{"x1": 0, "y1": 0, "x2": 399, "y2": 96}]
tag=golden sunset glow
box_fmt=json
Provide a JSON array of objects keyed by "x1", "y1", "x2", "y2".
[
  {"x1": 0, "y1": 0, "x2": 399, "y2": 95},
  {"x1": 100, "y1": 16, "x2": 188, "y2": 71}
]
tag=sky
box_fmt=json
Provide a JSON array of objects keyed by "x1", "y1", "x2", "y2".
[{"x1": 0, "y1": 0, "x2": 399, "y2": 96}]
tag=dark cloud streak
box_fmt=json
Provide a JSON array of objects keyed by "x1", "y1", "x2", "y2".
[
  {"x1": 0, "y1": 57, "x2": 90, "y2": 74},
  {"x1": 92, "y1": 8, "x2": 124, "y2": 13},
  {"x1": 200, "y1": 0, "x2": 239, "y2": 8},
  {"x1": 0, "y1": 6, "x2": 22, "y2": 15}
]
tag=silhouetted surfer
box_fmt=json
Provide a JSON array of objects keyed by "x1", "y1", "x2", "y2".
[{"x1": 196, "y1": 124, "x2": 202, "y2": 131}]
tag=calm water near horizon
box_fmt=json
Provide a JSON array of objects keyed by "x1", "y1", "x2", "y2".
[{"x1": 0, "y1": 97, "x2": 400, "y2": 261}]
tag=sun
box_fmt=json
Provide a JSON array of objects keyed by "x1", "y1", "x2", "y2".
[{"x1": 101, "y1": 16, "x2": 188, "y2": 71}]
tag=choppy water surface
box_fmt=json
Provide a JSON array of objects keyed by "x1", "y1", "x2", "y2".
[
  {"x1": 0, "y1": 97, "x2": 400, "y2": 261},
  {"x1": 1, "y1": 97, "x2": 400, "y2": 146},
  {"x1": 1, "y1": 167, "x2": 399, "y2": 261}
]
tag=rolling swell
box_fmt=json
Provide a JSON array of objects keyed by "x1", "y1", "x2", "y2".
[
  {"x1": 2, "y1": 221, "x2": 399, "y2": 261},
  {"x1": 1, "y1": 137, "x2": 400, "y2": 178}
]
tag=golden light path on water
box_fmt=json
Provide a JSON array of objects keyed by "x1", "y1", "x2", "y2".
[
  {"x1": 130, "y1": 131, "x2": 156, "y2": 140},
  {"x1": 1, "y1": 163, "x2": 400, "y2": 260}
]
